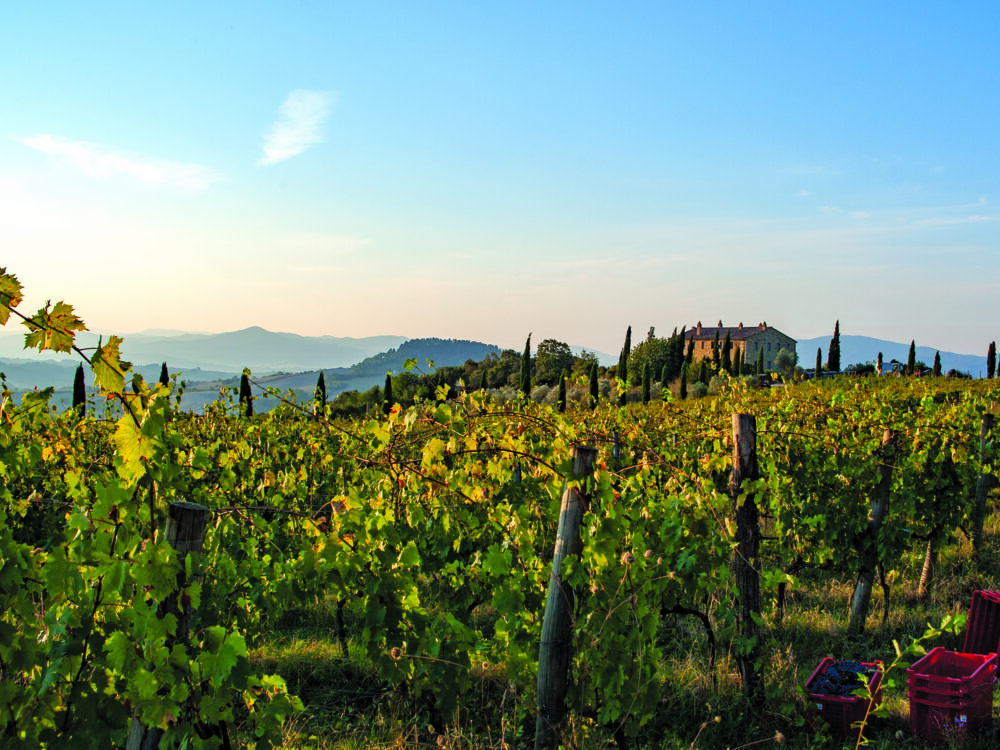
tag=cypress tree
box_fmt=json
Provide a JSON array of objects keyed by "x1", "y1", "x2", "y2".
[
  {"x1": 756, "y1": 348, "x2": 764, "y2": 376},
  {"x1": 618, "y1": 326, "x2": 631, "y2": 406},
  {"x1": 679, "y1": 362, "x2": 688, "y2": 399},
  {"x1": 674, "y1": 326, "x2": 685, "y2": 377},
  {"x1": 721, "y1": 331, "x2": 732, "y2": 374},
  {"x1": 239, "y1": 371, "x2": 253, "y2": 417},
  {"x1": 589, "y1": 362, "x2": 599, "y2": 409},
  {"x1": 480, "y1": 367, "x2": 489, "y2": 391},
  {"x1": 558, "y1": 371, "x2": 567, "y2": 413},
  {"x1": 699, "y1": 360, "x2": 710, "y2": 385},
  {"x1": 815, "y1": 347, "x2": 822, "y2": 379},
  {"x1": 383, "y1": 373, "x2": 394, "y2": 415},
  {"x1": 685, "y1": 337, "x2": 695, "y2": 365},
  {"x1": 907, "y1": 340, "x2": 916, "y2": 375},
  {"x1": 877, "y1": 352, "x2": 883, "y2": 376},
  {"x1": 827, "y1": 320, "x2": 841, "y2": 372},
  {"x1": 520, "y1": 334, "x2": 532, "y2": 398},
  {"x1": 642, "y1": 361, "x2": 651, "y2": 404},
  {"x1": 988, "y1": 341, "x2": 997, "y2": 379},
  {"x1": 933, "y1": 351, "x2": 942, "y2": 377},
  {"x1": 315, "y1": 371, "x2": 327, "y2": 404},
  {"x1": 72, "y1": 364, "x2": 86, "y2": 416},
  {"x1": 711, "y1": 328, "x2": 721, "y2": 371},
  {"x1": 159, "y1": 362, "x2": 169, "y2": 387},
  {"x1": 660, "y1": 362, "x2": 669, "y2": 386}
]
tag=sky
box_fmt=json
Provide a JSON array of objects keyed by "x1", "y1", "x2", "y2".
[{"x1": 2, "y1": 2, "x2": 998, "y2": 356}]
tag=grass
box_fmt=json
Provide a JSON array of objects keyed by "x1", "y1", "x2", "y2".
[{"x1": 242, "y1": 498, "x2": 1000, "y2": 749}]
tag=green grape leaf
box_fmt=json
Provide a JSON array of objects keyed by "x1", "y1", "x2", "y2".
[
  {"x1": 104, "y1": 630, "x2": 133, "y2": 672},
  {"x1": 397, "y1": 540, "x2": 420, "y2": 567},
  {"x1": 484, "y1": 546, "x2": 512, "y2": 577},
  {"x1": 22, "y1": 301, "x2": 86, "y2": 353},
  {"x1": 92, "y1": 335, "x2": 131, "y2": 393},
  {"x1": 114, "y1": 413, "x2": 156, "y2": 482},
  {"x1": 198, "y1": 631, "x2": 248, "y2": 685},
  {"x1": 0, "y1": 268, "x2": 24, "y2": 324}
]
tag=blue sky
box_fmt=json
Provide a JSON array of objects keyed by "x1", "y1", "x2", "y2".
[{"x1": 2, "y1": 2, "x2": 998, "y2": 355}]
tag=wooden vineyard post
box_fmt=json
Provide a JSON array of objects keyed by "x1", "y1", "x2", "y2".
[
  {"x1": 972, "y1": 412, "x2": 995, "y2": 560},
  {"x1": 848, "y1": 430, "x2": 895, "y2": 635},
  {"x1": 729, "y1": 414, "x2": 763, "y2": 706},
  {"x1": 534, "y1": 445, "x2": 598, "y2": 750},
  {"x1": 127, "y1": 502, "x2": 210, "y2": 750}
]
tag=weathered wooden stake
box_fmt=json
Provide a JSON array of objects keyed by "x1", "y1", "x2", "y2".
[
  {"x1": 972, "y1": 413, "x2": 995, "y2": 559},
  {"x1": 730, "y1": 414, "x2": 763, "y2": 706},
  {"x1": 127, "y1": 502, "x2": 210, "y2": 750},
  {"x1": 535, "y1": 445, "x2": 598, "y2": 750},
  {"x1": 918, "y1": 538, "x2": 936, "y2": 599},
  {"x1": 848, "y1": 429, "x2": 894, "y2": 635}
]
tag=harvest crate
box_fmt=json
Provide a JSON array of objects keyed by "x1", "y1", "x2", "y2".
[
  {"x1": 963, "y1": 590, "x2": 1000, "y2": 656},
  {"x1": 908, "y1": 685, "x2": 993, "y2": 745},
  {"x1": 906, "y1": 648, "x2": 997, "y2": 693},
  {"x1": 908, "y1": 676, "x2": 995, "y2": 706},
  {"x1": 805, "y1": 658, "x2": 884, "y2": 740}
]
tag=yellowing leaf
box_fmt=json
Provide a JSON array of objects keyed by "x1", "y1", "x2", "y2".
[
  {"x1": 422, "y1": 437, "x2": 446, "y2": 468},
  {"x1": 0, "y1": 268, "x2": 24, "y2": 324},
  {"x1": 23, "y1": 301, "x2": 86, "y2": 353},
  {"x1": 92, "y1": 335, "x2": 131, "y2": 393}
]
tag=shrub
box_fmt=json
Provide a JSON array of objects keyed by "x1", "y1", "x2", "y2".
[
  {"x1": 530, "y1": 385, "x2": 550, "y2": 404},
  {"x1": 707, "y1": 376, "x2": 725, "y2": 396},
  {"x1": 689, "y1": 381, "x2": 709, "y2": 399}
]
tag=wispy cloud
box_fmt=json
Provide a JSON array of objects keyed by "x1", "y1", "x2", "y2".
[
  {"x1": 258, "y1": 90, "x2": 335, "y2": 165},
  {"x1": 914, "y1": 214, "x2": 994, "y2": 227},
  {"x1": 15, "y1": 134, "x2": 222, "y2": 189}
]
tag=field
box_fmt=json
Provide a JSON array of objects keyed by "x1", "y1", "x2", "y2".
[
  {"x1": 3, "y1": 345, "x2": 1000, "y2": 749},
  {"x1": 2, "y1": 269, "x2": 1000, "y2": 749}
]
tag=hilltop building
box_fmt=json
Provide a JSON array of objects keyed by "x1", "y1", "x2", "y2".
[{"x1": 685, "y1": 321, "x2": 796, "y2": 371}]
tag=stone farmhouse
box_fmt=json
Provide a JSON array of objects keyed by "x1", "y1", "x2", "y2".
[{"x1": 685, "y1": 321, "x2": 796, "y2": 371}]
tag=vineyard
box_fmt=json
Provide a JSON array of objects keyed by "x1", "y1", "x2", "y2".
[{"x1": 2, "y1": 269, "x2": 999, "y2": 749}]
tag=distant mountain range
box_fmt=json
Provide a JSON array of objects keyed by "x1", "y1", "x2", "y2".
[
  {"x1": 0, "y1": 331, "x2": 501, "y2": 412},
  {"x1": 797, "y1": 335, "x2": 983, "y2": 376},
  {"x1": 0, "y1": 327, "x2": 407, "y2": 374}
]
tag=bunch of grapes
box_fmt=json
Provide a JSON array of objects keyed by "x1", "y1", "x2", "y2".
[{"x1": 809, "y1": 660, "x2": 875, "y2": 696}]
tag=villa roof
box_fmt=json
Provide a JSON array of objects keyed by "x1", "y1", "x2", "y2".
[{"x1": 684, "y1": 321, "x2": 796, "y2": 343}]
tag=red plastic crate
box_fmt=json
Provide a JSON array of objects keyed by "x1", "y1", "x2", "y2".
[
  {"x1": 909, "y1": 686, "x2": 993, "y2": 745},
  {"x1": 964, "y1": 590, "x2": 1000, "y2": 656},
  {"x1": 906, "y1": 648, "x2": 997, "y2": 692},
  {"x1": 806, "y1": 658, "x2": 884, "y2": 740},
  {"x1": 908, "y1": 676, "x2": 996, "y2": 705}
]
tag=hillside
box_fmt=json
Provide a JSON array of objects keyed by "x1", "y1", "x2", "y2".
[{"x1": 228, "y1": 338, "x2": 501, "y2": 404}]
